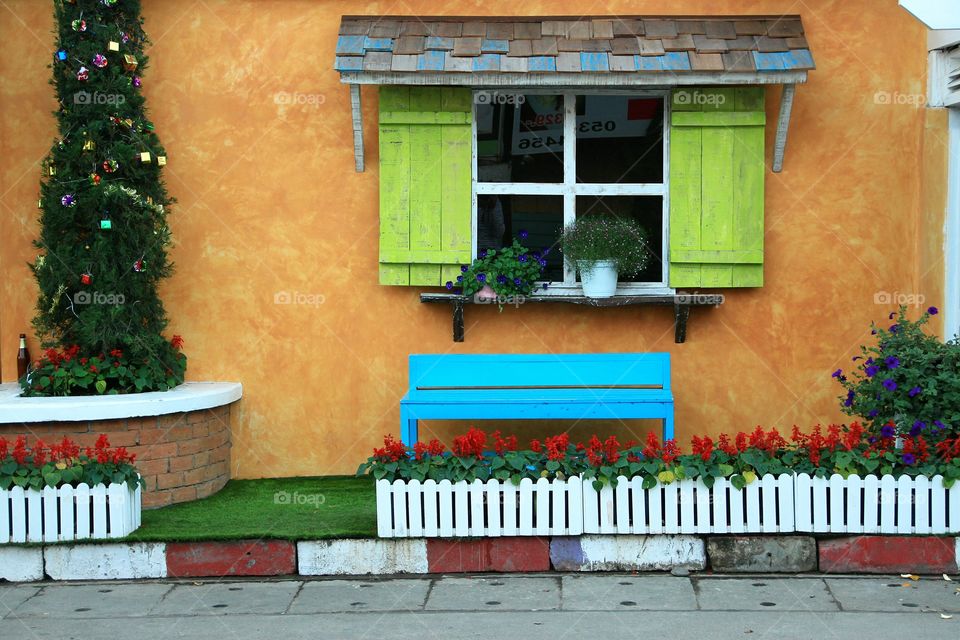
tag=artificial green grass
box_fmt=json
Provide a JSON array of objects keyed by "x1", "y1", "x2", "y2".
[{"x1": 126, "y1": 476, "x2": 377, "y2": 542}]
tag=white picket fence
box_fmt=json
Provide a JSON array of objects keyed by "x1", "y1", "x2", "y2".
[
  {"x1": 377, "y1": 473, "x2": 960, "y2": 538},
  {"x1": 794, "y1": 473, "x2": 960, "y2": 534},
  {"x1": 582, "y1": 474, "x2": 796, "y2": 534},
  {"x1": 0, "y1": 482, "x2": 142, "y2": 543},
  {"x1": 376, "y1": 477, "x2": 583, "y2": 538}
]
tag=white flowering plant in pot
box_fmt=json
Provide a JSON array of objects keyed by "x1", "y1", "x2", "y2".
[{"x1": 559, "y1": 216, "x2": 651, "y2": 297}]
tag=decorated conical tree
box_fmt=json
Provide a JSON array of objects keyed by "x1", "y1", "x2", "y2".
[{"x1": 25, "y1": 0, "x2": 185, "y2": 396}]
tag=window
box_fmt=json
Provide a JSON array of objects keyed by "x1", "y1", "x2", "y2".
[{"x1": 473, "y1": 91, "x2": 669, "y2": 294}]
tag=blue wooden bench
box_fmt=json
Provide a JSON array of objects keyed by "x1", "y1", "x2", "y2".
[{"x1": 399, "y1": 353, "x2": 674, "y2": 446}]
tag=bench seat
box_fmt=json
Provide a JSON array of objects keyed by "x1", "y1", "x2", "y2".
[{"x1": 399, "y1": 353, "x2": 674, "y2": 445}]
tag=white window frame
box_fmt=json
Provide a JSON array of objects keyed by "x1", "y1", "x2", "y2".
[{"x1": 471, "y1": 89, "x2": 672, "y2": 296}]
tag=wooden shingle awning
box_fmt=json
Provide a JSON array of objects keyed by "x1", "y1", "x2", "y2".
[
  {"x1": 334, "y1": 15, "x2": 814, "y2": 85},
  {"x1": 334, "y1": 15, "x2": 815, "y2": 172}
]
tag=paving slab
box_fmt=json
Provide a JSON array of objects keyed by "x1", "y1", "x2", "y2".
[
  {"x1": 9, "y1": 583, "x2": 172, "y2": 618},
  {"x1": 425, "y1": 576, "x2": 559, "y2": 611},
  {"x1": 561, "y1": 575, "x2": 697, "y2": 610},
  {"x1": 289, "y1": 578, "x2": 430, "y2": 613},
  {"x1": 0, "y1": 610, "x2": 953, "y2": 640},
  {"x1": 825, "y1": 577, "x2": 960, "y2": 613},
  {"x1": 695, "y1": 577, "x2": 838, "y2": 611},
  {"x1": 0, "y1": 586, "x2": 41, "y2": 618},
  {"x1": 149, "y1": 581, "x2": 301, "y2": 616}
]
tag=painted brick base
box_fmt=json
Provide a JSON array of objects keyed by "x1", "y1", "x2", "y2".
[
  {"x1": 819, "y1": 536, "x2": 958, "y2": 574},
  {"x1": 0, "y1": 405, "x2": 232, "y2": 509},
  {"x1": 427, "y1": 537, "x2": 550, "y2": 573},
  {"x1": 4, "y1": 534, "x2": 959, "y2": 583},
  {"x1": 166, "y1": 540, "x2": 296, "y2": 577}
]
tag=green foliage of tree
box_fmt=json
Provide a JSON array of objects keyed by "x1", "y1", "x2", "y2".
[{"x1": 25, "y1": 0, "x2": 185, "y2": 395}]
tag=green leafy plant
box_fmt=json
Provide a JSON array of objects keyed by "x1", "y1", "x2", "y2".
[
  {"x1": 359, "y1": 422, "x2": 960, "y2": 490},
  {"x1": 559, "y1": 215, "x2": 651, "y2": 277},
  {"x1": 21, "y1": 337, "x2": 185, "y2": 397},
  {"x1": 446, "y1": 233, "x2": 548, "y2": 298},
  {"x1": 835, "y1": 306, "x2": 959, "y2": 440},
  {"x1": 0, "y1": 435, "x2": 142, "y2": 491}
]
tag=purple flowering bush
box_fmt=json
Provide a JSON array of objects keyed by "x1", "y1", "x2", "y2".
[
  {"x1": 835, "y1": 306, "x2": 959, "y2": 440},
  {"x1": 446, "y1": 234, "x2": 547, "y2": 298}
]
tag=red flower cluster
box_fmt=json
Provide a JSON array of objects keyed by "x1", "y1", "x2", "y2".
[
  {"x1": 491, "y1": 430, "x2": 518, "y2": 456},
  {"x1": 0, "y1": 434, "x2": 134, "y2": 466},
  {"x1": 412, "y1": 438, "x2": 445, "y2": 461},
  {"x1": 452, "y1": 427, "x2": 487, "y2": 459},
  {"x1": 936, "y1": 436, "x2": 960, "y2": 461},
  {"x1": 585, "y1": 435, "x2": 626, "y2": 466},
  {"x1": 641, "y1": 432, "x2": 680, "y2": 464},
  {"x1": 544, "y1": 434, "x2": 570, "y2": 461},
  {"x1": 372, "y1": 434, "x2": 408, "y2": 462}
]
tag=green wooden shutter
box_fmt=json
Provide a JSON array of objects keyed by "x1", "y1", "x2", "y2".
[
  {"x1": 669, "y1": 87, "x2": 765, "y2": 288},
  {"x1": 378, "y1": 86, "x2": 472, "y2": 286}
]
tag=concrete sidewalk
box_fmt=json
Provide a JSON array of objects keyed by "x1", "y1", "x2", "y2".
[{"x1": 1, "y1": 574, "x2": 958, "y2": 639}]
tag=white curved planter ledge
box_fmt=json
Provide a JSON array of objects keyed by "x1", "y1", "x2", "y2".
[{"x1": 0, "y1": 381, "x2": 242, "y2": 423}]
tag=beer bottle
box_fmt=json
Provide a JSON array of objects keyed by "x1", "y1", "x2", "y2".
[{"x1": 17, "y1": 334, "x2": 30, "y2": 380}]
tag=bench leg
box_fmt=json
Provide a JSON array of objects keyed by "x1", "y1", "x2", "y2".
[
  {"x1": 400, "y1": 407, "x2": 418, "y2": 447},
  {"x1": 663, "y1": 407, "x2": 675, "y2": 441}
]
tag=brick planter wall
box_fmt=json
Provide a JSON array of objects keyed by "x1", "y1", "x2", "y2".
[{"x1": 0, "y1": 405, "x2": 231, "y2": 508}]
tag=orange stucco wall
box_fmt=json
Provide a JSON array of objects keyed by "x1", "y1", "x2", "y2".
[{"x1": 0, "y1": 1, "x2": 947, "y2": 478}]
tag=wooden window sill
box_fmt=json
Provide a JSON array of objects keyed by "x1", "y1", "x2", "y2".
[{"x1": 420, "y1": 293, "x2": 723, "y2": 343}]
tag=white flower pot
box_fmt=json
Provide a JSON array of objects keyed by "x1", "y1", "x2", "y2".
[{"x1": 578, "y1": 260, "x2": 618, "y2": 298}]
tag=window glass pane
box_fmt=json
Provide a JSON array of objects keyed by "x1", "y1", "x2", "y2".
[
  {"x1": 575, "y1": 95, "x2": 663, "y2": 184},
  {"x1": 478, "y1": 194, "x2": 564, "y2": 282},
  {"x1": 574, "y1": 196, "x2": 663, "y2": 284},
  {"x1": 477, "y1": 94, "x2": 564, "y2": 183}
]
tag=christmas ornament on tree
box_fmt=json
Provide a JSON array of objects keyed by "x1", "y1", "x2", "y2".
[
  {"x1": 61, "y1": 194, "x2": 76, "y2": 207},
  {"x1": 80, "y1": 274, "x2": 91, "y2": 285},
  {"x1": 108, "y1": 41, "x2": 120, "y2": 52},
  {"x1": 71, "y1": 19, "x2": 86, "y2": 32},
  {"x1": 133, "y1": 259, "x2": 145, "y2": 272},
  {"x1": 92, "y1": 53, "x2": 108, "y2": 68},
  {"x1": 100, "y1": 214, "x2": 112, "y2": 230},
  {"x1": 102, "y1": 158, "x2": 118, "y2": 173},
  {"x1": 77, "y1": 66, "x2": 89, "y2": 81},
  {"x1": 56, "y1": 49, "x2": 68, "y2": 61},
  {"x1": 89, "y1": 173, "x2": 101, "y2": 185}
]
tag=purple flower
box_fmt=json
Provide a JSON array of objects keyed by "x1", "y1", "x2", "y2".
[
  {"x1": 456, "y1": 275, "x2": 463, "y2": 282},
  {"x1": 538, "y1": 259, "x2": 547, "y2": 268},
  {"x1": 513, "y1": 277, "x2": 522, "y2": 286},
  {"x1": 928, "y1": 306, "x2": 939, "y2": 315},
  {"x1": 910, "y1": 421, "x2": 926, "y2": 437},
  {"x1": 496, "y1": 274, "x2": 507, "y2": 284},
  {"x1": 477, "y1": 273, "x2": 486, "y2": 283},
  {"x1": 908, "y1": 386, "x2": 921, "y2": 397},
  {"x1": 865, "y1": 365, "x2": 879, "y2": 377},
  {"x1": 460, "y1": 265, "x2": 468, "y2": 273},
  {"x1": 868, "y1": 436, "x2": 878, "y2": 444},
  {"x1": 882, "y1": 379, "x2": 898, "y2": 391},
  {"x1": 889, "y1": 324, "x2": 900, "y2": 333},
  {"x1": 518, "y1": 255, "x2": 528, "y2": 263},
  {"x1": 445, "y1": 281, "x2": 454, "y2": 290},
  {"x1": 902, "y1": 453, "x2": 916, "y2": 466},
  {"x1": 541, "y1": 283, "x2": 549, "y2": 290},
  {"x1": 479, "y1": 249, "x2": 487, "y2": 258},
  {"x1": 532, "y1": 251, "x2": 541, "y2": 259},
  {"x1": 884, "y1": 356, "x2": 899, "y2": 369},
  {"x1": 832, "y1": 369, "x2": 843, "y2": 378},
  {"x1": 844, "y1": 390, "x2": 855, "y2": 407},
  {"x1": 518, "y1": 229, "x2": 529, "y2": 240},
  {"x1": 934, "y1": 420, "x2": 946, "y2": 432},
  {"x1": 881, "y1": 424, "x2": 896, "y2": 438},
  {"x1": 871, "y1": 329, "x2": 877, "y2": 335},
  {"x1": 868, "y1": 409, "x2": 879, "y2": 418}
]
